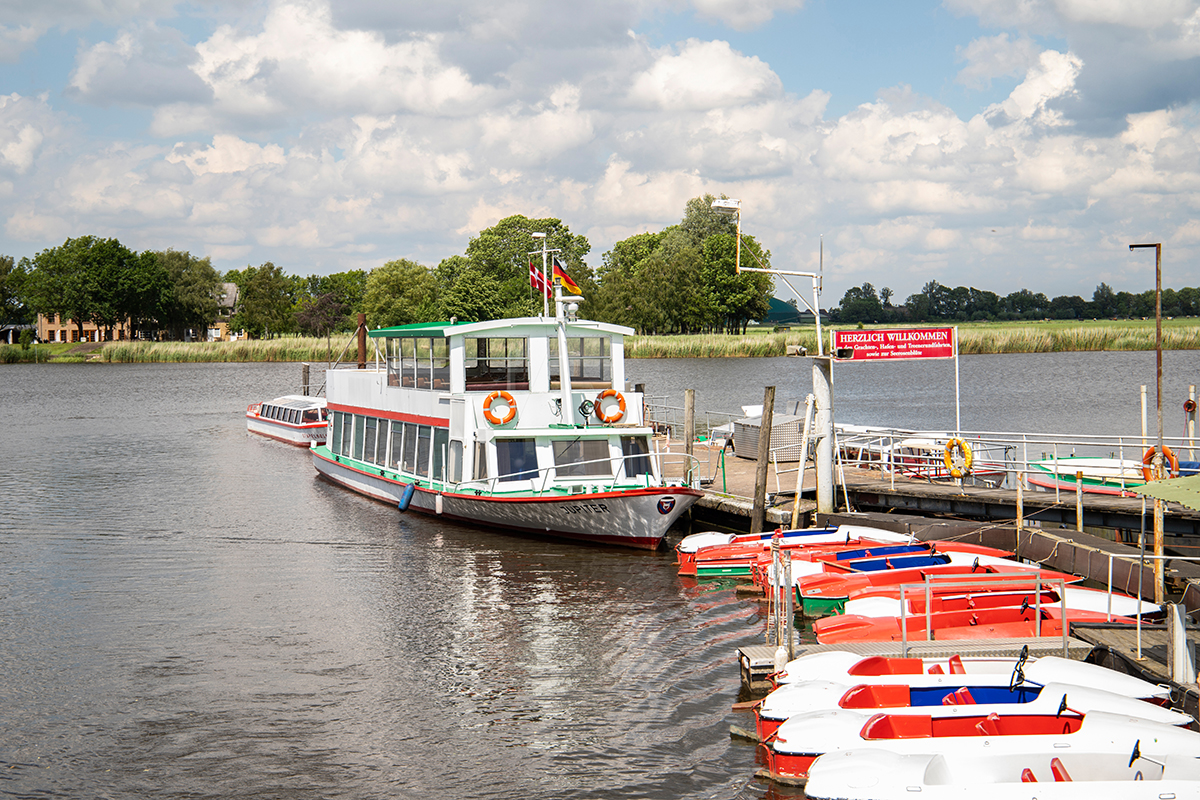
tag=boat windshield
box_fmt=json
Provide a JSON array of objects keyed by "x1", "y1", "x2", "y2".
[{"x1": 465, "y1": 337, "x2": 529, "y2": 391}]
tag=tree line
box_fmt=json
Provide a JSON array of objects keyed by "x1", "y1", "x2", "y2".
[
  {"x1": 0, "y1": 194, "x2": 775, "y2": 342},
  {"x1": 832, "y1": 280, "x2": 1200, "y2": 324}
]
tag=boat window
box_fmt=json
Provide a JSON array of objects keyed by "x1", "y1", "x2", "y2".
[
  {"x1": 290, "y1": 409, "x2": 300, "y2": 424},
  {"x1": 340, "y1": 413, "x2": 353, "y2": 457},
  {"x1": 473, "y1": 441, "x2": 488, "y2": 481},
  {"x1": 331, "y1": 411, "x2": 343, "y2": 453},
  {"x1": 432, "y1": 338, "x2": 449, "y2": 391},
  {"x1": 621, "y1": 436, "x2": 652, "y2": 477},
  {"x1": 449, "y1": 440, "x2": 463, "y2": 483},
  {"x1": 402, "y1": 422, "x2": 419, "y2": 474},
  {"x1": 553, "y1": 439, "x2": 612, "y2": 477},
  {"x1": 496, "y1": 438, "x2": 538, "y2": 481},
  {"x1": 549, "y1": 336, "x2": 611, "y2": 388},
  {"x1": 303, "y1": 408, "x2": 319, "y2": 423},
  {"x1": 390, "y1": 421, "x2": 404, "y2": 470},
  {"x1": 364, "y1": 418, "x2": 378, "y2": 464},
  {"x1": 264, "y1": 405, "x2": 275, "y2": 419},
  {"x1": 431, "y1": 428, "x2": 450, "y2": 482},
  {"x1": 401, "y1": 338, "x2": 416, "y2": 387},
  {"x1": 416, "y1": 338, "x2": 433, "y2": 389},
  {"x1": 353, "y1": 416, "x2": 366, "y2": 461},
  {"x1": 464, "y1": 337, "x2": 529, "y2": 391},
  {"x1": 416, "y1": 425, "x2": 432, "y2": 477},
  {"x1": 386, "y1": 338, "x2": 402, "y2": 386}
]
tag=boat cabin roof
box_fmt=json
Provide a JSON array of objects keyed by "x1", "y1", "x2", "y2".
[
  {"x1": 265, "y1": 395, "x2": 327, "y2": 409},
  {"x1": 368, "y1": 317, "x2": 633, "y2": 340}
]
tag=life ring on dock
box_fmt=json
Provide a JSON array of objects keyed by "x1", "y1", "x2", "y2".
[
  {"x1": 1141, "y1": 445, "x2": 1179, "y2": 482},
  {"x1": 482, "y1": 390, "x2": 517, "y2": 425},
  {"x1": 595, "y1": 389, "x2": 626, "y2": 423},
  {"x1": 943, "y1": 438, "x2": 973, "y2": 478}
]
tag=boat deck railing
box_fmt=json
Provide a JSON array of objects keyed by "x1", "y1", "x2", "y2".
[{"x1": 451, "y1": 450, "x2": 703, "y2": 497}]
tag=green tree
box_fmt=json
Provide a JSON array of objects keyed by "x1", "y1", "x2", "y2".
[
  {"x1": 437, "y1": 256, "x2": 503, "y2": 323},
  {"x1": 234, "y1": 262, "x2": 294, "y2": 338},
  {"x1": 701, "y1": 232, "x2": 772, "y2": 334},
  {"x1": 25, "y1": 236, "x2": 106, "y2": 341},
  {"x1": 363, "y1": 259, "x2": 439, "y2": 327},
  {"x1": 0, "y1": 255, "x2": 32, "y2": 324},
  {"x1": 120, "y1": 251, "x2": 173, "y2": 340},
  {"x1": 159, "y1": 250, "x2": 221, "y2": 340},
  {"x1": 463, "y1": 215, "x2": 592, "y2": 318},
  {"x1": 836, "y1": 283, "x2": 885, "y2": 324}
]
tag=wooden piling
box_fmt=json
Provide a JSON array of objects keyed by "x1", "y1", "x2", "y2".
[
  {"x1": 356, "y1": 313, "x2": 367, "y2": 370},
  {"x1": 751, "y1": 386, "x2": 776, "y2": 534},
  {"x1": 301, "y1": 363, "x2": 310, "y2": 396}
]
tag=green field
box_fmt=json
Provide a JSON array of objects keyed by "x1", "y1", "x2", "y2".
[{"x1": 3, "y1": 318, "x2": 1196, "y2": 363}]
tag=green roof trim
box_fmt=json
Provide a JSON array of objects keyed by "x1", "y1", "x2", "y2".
[
  {"x1": 1134, "y1": 475, "x2": 1200, "y2": 512},
  {"x1": 368, "y1": 321, "x2": 456, "y2": 338}
]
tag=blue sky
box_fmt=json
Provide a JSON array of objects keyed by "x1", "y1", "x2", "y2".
[{"x1": 2, "y1": 0, "x2": 1198, "y2": 306}]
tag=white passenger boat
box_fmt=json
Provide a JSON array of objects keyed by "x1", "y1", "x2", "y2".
[
  {"x1": 805, "y1": 745, "x2": 1200, "y2": 799},
  {"x1": 310, "y1": 288, "x2": 701, "y2": 549},
  {"x1": 246, "y1": 395, "x2": 328, "y2": 446}
]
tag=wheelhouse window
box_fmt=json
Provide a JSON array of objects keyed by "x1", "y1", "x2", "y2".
[
  {"x1": 621, "y1": 436, "x2": 652, "y2": 477},
  {"x1": 549, "y1": 336, "x2": 612, "y2": 387},
  {"x1": 400, "y1": 338, "x2": 416, "y2": 387},
  {"x1": 465, "y1": 337, "x2": 529, "y2": 391},
  {"x1": 432, "y1": 339, "x2": 449, "y2": 390},
  {"x1": 553, "y1": 439, "x2": 612, "y2": 477},
  {"x1": 496, "y1": 438, "x2": 538, "y2": 482}
]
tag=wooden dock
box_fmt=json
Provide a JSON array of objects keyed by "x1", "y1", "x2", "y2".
[{"x1": 1075, "y1": 626, "x2": 1200, "y2": 719}]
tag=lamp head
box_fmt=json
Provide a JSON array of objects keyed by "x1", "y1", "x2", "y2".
[{"x1": 711, "y1": 198, "x2": 741, "y2": 215}]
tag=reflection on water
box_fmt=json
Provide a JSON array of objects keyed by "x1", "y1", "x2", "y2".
[{"x1": 4, "y1": 351, "x2": 1191, "y2": 798}]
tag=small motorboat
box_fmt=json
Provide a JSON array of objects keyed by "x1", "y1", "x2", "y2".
[
  {"x1": 753, "y1": 676, "x2": 1189, "y2": 741},
  {"x1": 798, "y1": 560, "x2": 1082, "y2": 617},
  {"x1": 771, "y1": 651, "x2": 1170, "y2": 704},
  {"x1": 762, "y1": 708, "x2": 1200, "y2": 785},
  {"x1": 676, "y1": 524, "x2": 912, "y2": 576},
  {"x1": 246, "y1": 395, "x2": 328, "y2": 446},
  {"x1": 805, "y1": 745, "x2": 1200, "y2": 799},
  {"x1": 844, "y1": 582, "x2": 1160, "y2": 621},
  {"x1": 812, "y1": 604, "x2": 1138, "y2": 644}
]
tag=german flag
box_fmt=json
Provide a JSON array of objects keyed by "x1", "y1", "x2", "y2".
[{"x1": 552, "y1": 257, "x2": 581, "y2": 294}]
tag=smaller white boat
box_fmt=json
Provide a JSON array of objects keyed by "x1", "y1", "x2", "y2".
[
  {"x1": 806, "y1": 743, "x2": 1200, "y2": 799},
  {"x1": 763, "y1": 708, "x2": 1199, "y2": 785},
  {"x1": 246, "y1": 395, "x2": 328, "y2": 446},
  {"x1": 754, "y1": 677, "x2": 1188, "y2": 741},
  {"x1": 773, "y1": 651, "x2": 1169, "y2": 702}
]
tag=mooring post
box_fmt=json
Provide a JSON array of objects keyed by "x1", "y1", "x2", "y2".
[
  {"x1": 684, "y1": 389, "x2": 695, "y2": 459},
  {"x1": 301, "y1": 363, "x2": 310, "y2": 396},
  {"x1": 1075, "y1": 471, "x2": 1084, "y2": 532},
  {"x1": 1188, "y1": 384, "x2": 1196, "y2": 461},
  {"x1": 356, "y1": 313, "x2": 367, "y2": 370},
  {"x1": 1016, "y1": 482, "x2": 1024, "y2": 558},
  {"x1": 813, "y1": 357, "x2": 835, "y2": 515},
  {"x1": 751, "y1": 386, "x2": 776, "y2": 534}
]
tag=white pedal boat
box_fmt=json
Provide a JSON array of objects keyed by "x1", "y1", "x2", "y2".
[
  {"x1": 754, "y1": 678, "x2": 1189, "y2": 741},
  {"x1": 675, "y1": 525, "x2": 911, "y2": 556},
  {"x1": 763, "y1": 709, "x2": 1200, "y2": 785},
  {"x1": 773, "y1": 651, "x2": 1170, "y2": 702},
  {"x1": 805, "y1": 745, "x2": 1200, "y2": 799}
]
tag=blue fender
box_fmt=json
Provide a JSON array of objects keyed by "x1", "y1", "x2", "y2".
[{"x1": 398, "y1": 482, "x2": 416, "y2": 511}]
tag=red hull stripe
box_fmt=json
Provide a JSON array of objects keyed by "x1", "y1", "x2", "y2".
[{"x1": 327, "y1": 403, "x2": 448, "y2": 427}]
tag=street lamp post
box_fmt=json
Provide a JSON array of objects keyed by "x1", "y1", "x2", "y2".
[
  {"x1": 711, "y1": 197, "x2": 835, "y2": 516},
  {"x1": 1130, "y1": 241, "x2": 1165, "y2": 603}
]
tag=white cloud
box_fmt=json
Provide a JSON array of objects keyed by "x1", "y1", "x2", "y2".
[
  {"x1": 982, "y1": 49, "x2": 1081, "y2": 127},
  {"x1": 0, "y1": 93, "x2": 59, "y2": 175},
  {"x1": 690, "y1": 0, "x2": 805, "y2": 31},
  {"x1": 628, "y1": 39, "x2": 782, "y2": 111},
  {"x1": 955, "y1": 33, "x2": 1042, "y2": 89}
]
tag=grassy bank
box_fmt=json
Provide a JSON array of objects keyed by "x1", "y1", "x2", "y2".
[{"x1": 5, "y1": 318, "x2": 1195, "y2": 364}]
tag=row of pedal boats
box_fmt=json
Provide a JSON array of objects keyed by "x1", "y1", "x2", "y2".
[
  {"x1": 749, "y1": 648, "x2": 1200, "y2": 798},
  {"x1": 676, "y1": 524, "x2": 1160, "y2": 643}
]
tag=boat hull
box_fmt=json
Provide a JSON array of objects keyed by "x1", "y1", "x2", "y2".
[
  {"x1": 312, "y1": 448, "x2": 700, "y2": 549},
  {"x1": 246, "y1": 414, "x2": 327, "y2": 446}
]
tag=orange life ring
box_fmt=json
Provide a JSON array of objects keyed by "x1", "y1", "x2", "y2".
[
  {"x1": 483, "y1": 390, "x2": 517, "y2": 425},
  {"x1": 595, "y1": 389, "x2": 626, "y2": 423},
  {"x1": 1141, "y1": 445, "x2": 1179, "y2": 482}
]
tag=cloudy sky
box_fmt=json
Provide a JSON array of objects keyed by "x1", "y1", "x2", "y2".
[{"x1": 2, "y1": 0, "x2": 1198, "y2": 304}]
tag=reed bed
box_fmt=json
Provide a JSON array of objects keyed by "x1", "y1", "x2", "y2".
[
  {"x1": 53, "y1": 320, "x2": 1199, "y2": 363},
  {"x1": 98, "y1": 337, "x2": 344, "y2": 363}
]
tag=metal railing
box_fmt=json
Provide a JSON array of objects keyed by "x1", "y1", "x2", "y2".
[{"x1": 450, "y1": 450, "x2": 703, "y2": 497}]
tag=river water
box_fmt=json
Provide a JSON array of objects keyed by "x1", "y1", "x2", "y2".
[{"x1": 1, "y1": 351, "x2": 1198, "y2": 799}]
